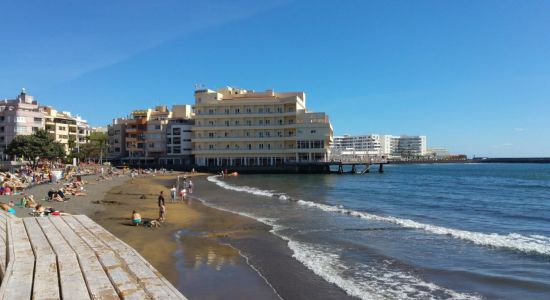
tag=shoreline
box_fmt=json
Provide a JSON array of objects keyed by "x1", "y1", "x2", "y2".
[
  {"x1": 91, "y1": 173, "x2": 283, "y2": 299},
  {"x1": 4, "y1": 172, "x2": 356, "y2": 299}
]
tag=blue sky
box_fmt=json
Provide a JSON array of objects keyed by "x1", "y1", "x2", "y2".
[{"x1": 1, "y1": 0, "x2": 549, "y2": 157}]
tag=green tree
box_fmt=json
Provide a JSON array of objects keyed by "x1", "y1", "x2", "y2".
[
  {"x1": 6, "y1": 129, "x2": 66, "y2": 168},
  {"x1": 81, "y1": 132, "x2": 108, "y2": 163}
]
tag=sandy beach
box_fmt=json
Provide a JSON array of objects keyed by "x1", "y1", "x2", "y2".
[{"x1": 2, "y1": 172, "x2": 353, "y2": 299}]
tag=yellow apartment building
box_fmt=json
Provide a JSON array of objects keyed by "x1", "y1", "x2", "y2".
[
  {"x1": 192, "y1": 86, "x2": 333, "y2": 167},
  {"x1": 44, "y1": 107, "x2": 90, "y2": 153}
]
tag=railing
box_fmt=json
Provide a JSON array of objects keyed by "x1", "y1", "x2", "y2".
[{"x1": 329, "y1": 155, "x2": 388, "y2": 164}]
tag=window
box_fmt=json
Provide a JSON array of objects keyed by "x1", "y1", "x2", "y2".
[
  {"x1": 248, "y1": 144, "x2": 252, "y2": 150},
  {"x1": 224, "y1": 132, "x2": 228, "y2": 137},
  {"x1": 225, "y1": 109, "x2": 230, "y2": 114},
  {"x1": 288, "y1": 119, "x2": 294, "y2": 124},
  {"x1": 246, "y1": 132, "x2": 250, "y2": 137},
  {"x1": 209, "y1": 109, "x2": 214, "y2": 115},
  {"x1": 16, "y1": 126, "x2": 27, "y2": 133},
  {"x1": 266, "y1": 132, "x2": 270, "y2": 137},
  {"x1": 209, "y1": 133, "x2": 214, "y2": 138},
  {"x1": 259, "y1": 132, "x2": 264, "y2": 137},
  {"x1": 225, "y1": 121, "x2": 230, "y2": 126},
  {"x1": 310, "y1": 130, "x2": 317, "y2": 134},
  {"x1": 16, "y1": 116, "x2": 26, "y2": 123},
  {"x1": 148, "y1": 143, "x2": 156, "y2": 148},
  {"x1": 167, "y1": 138, "x2": 172, "y2": 144},
  {"x1": 235, "y1": 108, "x2": 240, "y2": 114},
  {"x1": 267, "y1": 144, "x2": 271, "y2": 149},
  {"x1": 34, "y1": 117, "x2": 42, "y2": 123},
  {"x1": 155, "y1": 125, "x2": 161, "y2": 130},
  {"x1": 265, "y1": 120, "x2": 270, "y2": 125},
  {"x1": 173, "y1": 147, "x2": 181, "y2": 153},
  {"x1": 246, "y1": 108, "x2": 251, "y2": 113},
  {"x1": 259, "y1": 120, "x2": 263, "y2": 125},
  {"x1": 247, "y1": 120, "x2": 252, "y2": 126},
  {"x1": 235, "y1": 120, "x2": 240, "y2": 125},
  {"x1": 277, "y1": 107, "x2": 283, "y2": 113},
  {"x1": 259, "y1": 108, "x2": 264, "y2": 113},
  {"x1": 278, "y1": 120, "x2": 283, "y2": 125},
  {"x1": 259, "y1": 144, "x2": 264, "y2": 149},
  {"x1": 209, "y1": 144, "x2": 214, "y2": 149},
  {"x1": 172, "y1": 128, "x2": 181, "y2": 135},
  {"x1": 173, "y1": 137, "x2": 181, "y2": 144}
]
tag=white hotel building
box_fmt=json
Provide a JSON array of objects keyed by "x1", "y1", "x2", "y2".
[
  {"x1": 333, "y1": 134, "x2": 427, "y2": 158},
  {"x1": 192, "y1": 87, "x2": 333, "y2": 167}
]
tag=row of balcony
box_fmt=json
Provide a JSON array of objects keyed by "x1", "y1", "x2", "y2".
[{"x1": 194, "y1": 111, "x2": 297, "y2": 118}]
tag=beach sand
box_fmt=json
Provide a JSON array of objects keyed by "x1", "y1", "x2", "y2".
[
  {"x1": 85, "y1": 174, "x2": 281, "y2": 300},
  {"x1": 3, "y1": 173, "x2": 353, "y2": 299}
]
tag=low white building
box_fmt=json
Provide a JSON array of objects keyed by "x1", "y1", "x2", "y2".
[
  {"x1": 333, "y1": 134, "x2": 427, "y2": 158},
  {"x1": 332, "y1": 134, "x2": 381, "y2": 155}
]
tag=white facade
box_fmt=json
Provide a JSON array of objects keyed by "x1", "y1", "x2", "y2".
[
  {"x1": 332, "y1": 134, "x2": 382, "y2": 155},
  {"x1": 162, "y1": 119, "x2": 194, "y2": 165},
  {"x1": 192, "y1": 86, "x2": 333, "y2": 167},
  {"x1": 334, "y1": 134, "x2": 427, "y2": 158}
]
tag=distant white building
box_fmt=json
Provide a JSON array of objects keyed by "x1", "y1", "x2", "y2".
[
  {"x1": 332, "y1": 134, "x2": 381, "y2": 155},
  {"x1": 333, "y1": 134, "x2": 427, "y2": 158}
]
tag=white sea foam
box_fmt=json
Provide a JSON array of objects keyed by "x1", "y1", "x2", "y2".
[
  {"x1": 207, "y1": 175, "x2": 550, "y2": 256},
  {"x1": 296, "y1": 200, "x2": 550, "y2": 256},
  {"x1": 207, "y1": 175, "x2": 278, "y2": 197},
  {"x1": 203, "y1": 176, "x2": 480, "y2": 299},
  {"x1": 281, "y1": 234, "x2": 479, "y2": 300}
]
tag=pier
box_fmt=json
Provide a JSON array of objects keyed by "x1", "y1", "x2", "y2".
[
  {"x1": 326, "y1": 155, "x2": 388, "y2": 174},
  {"x1": 0, "y1": 211, "x2": 186, "y2": 300}
]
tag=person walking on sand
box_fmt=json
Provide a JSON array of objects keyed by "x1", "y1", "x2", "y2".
[
  {"x1": 188, "y1": 179, "x2": 193, "y2": 194},
  {"x1": 170, "y1": 185, "x2": 177, "y2": 203},
  {"x1": 158, "y1": 191, "x2": 166, "y2": 222},
  {"x1": 180, "y1": 187, "x2": 186, "y2": 202}
]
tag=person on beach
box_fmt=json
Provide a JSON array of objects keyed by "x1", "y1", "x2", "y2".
[
  {"x1": 170, "y1": 185, "x2": 177, "y2": 203},
  {"x1": 158, "y1": 191, "x2": 166, "y2": 222},
  {"x1": 180, "y1": 187, "x2": 186, "y2": 202},
  {"x1": 132, "y1": 210, "x2": 142, "y2": 226},
  {"x1": 188, "y1": 180, "x2": 193, "y2": 194},
  {"x1": 1, "y1": 203, "x2": 15, "y2": 214}
]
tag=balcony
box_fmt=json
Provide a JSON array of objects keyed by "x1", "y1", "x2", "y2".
[
  {"x1": 192, "y1": 136, "x2": 296, "y2": 142},
  {"x1": 193, "y1": 148, "x2": 295, "y2": 155},
  {"x1": 192, "y1": 124, "x2": 297, "y2": 131},
  {"x1": 194, "y1": 111, "x2": 297, "y2": 119}
]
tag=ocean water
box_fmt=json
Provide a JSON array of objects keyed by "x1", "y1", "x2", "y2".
[{"x1": 195, "y1": 164, "x2": 550, "y2": 299}]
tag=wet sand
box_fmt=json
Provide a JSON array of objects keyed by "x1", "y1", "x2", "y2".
[
  {"x1": 4, "y1": 173, "x2": 354, "y2": 299},
  {"x1": 91, "y1": 174, "x2": 281, "y2": 300}
]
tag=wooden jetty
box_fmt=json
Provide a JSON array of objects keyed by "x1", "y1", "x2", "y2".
[{"x1": 0, "y1": 211, "x2": 186, "y2": 300}]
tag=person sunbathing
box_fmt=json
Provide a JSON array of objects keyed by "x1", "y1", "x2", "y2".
[
  {"x1": 0, "y1": 203, "x2": 15, "y2": 214},
  {"x1": 132, "y1": 210, "x2": 142, "y2": 226},
  {"x1": 23, "y1": 194, "x2": 37, "y2": 208}
]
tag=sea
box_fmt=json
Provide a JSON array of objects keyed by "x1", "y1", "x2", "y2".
[{"x1": 193, "y1": 163, "x2": 550, "y2": 299}]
